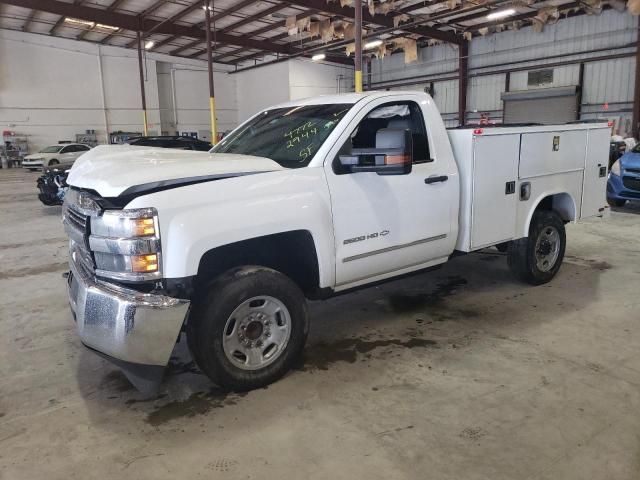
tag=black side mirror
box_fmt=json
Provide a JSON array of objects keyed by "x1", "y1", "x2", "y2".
[{"x1": 339, "y1": 129, "x2": 413, "y2": 175}]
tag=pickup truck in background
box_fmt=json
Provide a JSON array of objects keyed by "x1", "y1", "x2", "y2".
[{"x1": 62, "y1": 91, "x2": 609, "y2": 393}]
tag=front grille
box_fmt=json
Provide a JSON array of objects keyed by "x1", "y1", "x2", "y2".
[
  {"x1": 625, "y1": 167, "x2": 640, "y2": 174},
  {"x1": 66, "y1": 205, "x2": 89, "y2": 232},
  {"x1": 622, "y1": 176, "x2": 640, "y2": 192},
  {"x1": 63, "y1": 191, "x2": 100, "y2": 275}
]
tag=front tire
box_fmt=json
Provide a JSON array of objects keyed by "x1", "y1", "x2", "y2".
[
  {"x1": 508, "y1": 210, "x2": 566, "y2": 285},
  {"x1": 187, "y1": 266, "x2": 309, "y2": 391},
  {"x1": 48, "y1": 159, "x2": 59, "y2": 166}
]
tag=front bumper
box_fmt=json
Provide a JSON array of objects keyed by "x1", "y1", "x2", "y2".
[
  {"x1": 23, "y1": 161, "x2": 44, "y2": 170},
  {"x1": 607, "y1": 173, "x2": 640, "y2": 201},
  {"x1": 67, "y1": 256, "x2": 190, "y2": 392}
]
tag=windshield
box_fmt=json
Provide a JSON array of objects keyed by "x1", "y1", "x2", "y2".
[
  {"x1": 212, "y1": 104, "x2": 352, "y2": 168},
  {"x1": 39, "y1": 146, "x2": 63, "y2": 153}
]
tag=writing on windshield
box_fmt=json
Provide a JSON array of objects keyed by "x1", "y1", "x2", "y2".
[{"x1": 212, "y1": 104, "x2": 352, "y2": 168}]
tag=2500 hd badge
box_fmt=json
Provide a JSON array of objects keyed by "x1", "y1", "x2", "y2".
[{"x1": 343, "y1": 229, "x2": 390, "y2": 245}]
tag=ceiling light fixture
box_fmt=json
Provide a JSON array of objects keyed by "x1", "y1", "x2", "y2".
[
  {"x1": 311, "y1": 53, "x2": 326, "y2": 61},
  {"x1": 95, "y1": 23, "x2": 120, "y2": 32},
  {"x1": 64, "y1": 17, "x2": 95, "y2": 28},
  {"x1": 144, "y1": 40, "x2": 155, "y2": 49},
  {"x1": 486, "y1": 8, "x2": 516, "y2": 20},
  {"x1": 202, "y1": 5, "x2": 213, "y2": 10},
  {"x1": 364, "y1": 39, "x2": 383, "y2": 49}
]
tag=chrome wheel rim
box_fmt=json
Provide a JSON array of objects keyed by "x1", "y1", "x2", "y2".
[
  {"x1": 222, "y1": 296, "x2": 292, "y2": 371},
  {"x1": 535, "y1": 226, "x2": 560, "y2": 272}
]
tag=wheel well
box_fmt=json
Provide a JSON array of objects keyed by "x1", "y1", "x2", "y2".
[
  {"x1": 196, "y1": 230, "x2": 320, "y2": 297},
  {"x1": 535, "y1": 193, "x2": 576, "y2": 222}
]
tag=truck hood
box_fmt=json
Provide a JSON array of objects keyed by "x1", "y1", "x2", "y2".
[{"x1": 67, "y1": 145, "x2": 285, "y2": 198}]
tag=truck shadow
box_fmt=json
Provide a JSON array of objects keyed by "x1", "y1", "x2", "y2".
[
  {"x1": 76, "y1": 249, "x2": 606, "y2": 428},
  {"x1": 610, "y1": 202, "x2": 640, "y2": 215}
]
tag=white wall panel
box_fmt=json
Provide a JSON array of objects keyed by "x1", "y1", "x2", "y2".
[
  {"x1": 235, "y1": 61, "x2": 290, "y2": 122},
  {"x1": 0, "y1": 29, "x2": 238, "y2": 151},
  {"x1": 468, "y1": 74, "x2": 505, "y2": 112},
  {"x1": 583, "y1": 57, "x2": 635, "y2": 104},
  {"x1": 288, "y1": 59, "x2": 352, "y2": 99}
]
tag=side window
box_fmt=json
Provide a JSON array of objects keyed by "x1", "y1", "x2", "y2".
[
  {"x1": 60, "y1": 145, "x2": 72, "y2": 153},
  {"x1": 334, "y1": 101, "x2": 431, "y2": 174},
  {"x1": 78, "y1": 145, "x2": 90, "y2": 151}
]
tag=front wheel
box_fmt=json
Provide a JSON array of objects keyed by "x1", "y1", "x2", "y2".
[
  {"x1": 48, "y1": 159, "x2": 59, "y2": 166},
  {"x1": 187, "y1": 266, "x2": 309, "y2": 391},
  {"x1": 507, "y1": 210, "x2": 566, "y2": 285}
]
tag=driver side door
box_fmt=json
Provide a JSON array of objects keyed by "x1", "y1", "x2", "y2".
[{"x1": 324, "y1": 97, "x2": 455, "y2": 288}]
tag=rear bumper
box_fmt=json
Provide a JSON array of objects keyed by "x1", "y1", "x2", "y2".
[
  {"x1": 67, "y1": 255, "x2": 190, "y2": 383},
  {"x1": 607, "y1": 173, "x2": 640, "y2": 201}
]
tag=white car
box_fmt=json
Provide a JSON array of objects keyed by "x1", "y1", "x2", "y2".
[{"x1": 23, "y1": 143, "x2": 91, "y2": 171}]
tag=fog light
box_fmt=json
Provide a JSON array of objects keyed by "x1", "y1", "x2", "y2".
[{"x1": 132, "y1": 254, "x2": 158, "y2": 272}]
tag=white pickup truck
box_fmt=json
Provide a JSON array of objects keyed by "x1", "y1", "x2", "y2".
[{"x1": 63, "y1": 91, "x2": 609, "y2": 393}]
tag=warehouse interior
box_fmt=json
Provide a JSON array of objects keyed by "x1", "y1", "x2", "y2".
[{"x1": 1, "y1": 0, "x2": 640, "y2": 478}]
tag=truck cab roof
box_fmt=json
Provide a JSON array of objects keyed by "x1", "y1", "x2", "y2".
[{"x1": 272, "y1": 91, "x2": 428, "y2": 109}]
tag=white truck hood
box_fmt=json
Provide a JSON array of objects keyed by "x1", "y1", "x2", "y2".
[{"x1": 67, "y1": 145, "x2": 285, "y2": 197}]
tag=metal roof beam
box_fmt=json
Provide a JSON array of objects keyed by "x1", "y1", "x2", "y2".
[
  {"x1": 48, "y1": 0, "x2": 84, "y2": 35},
  {"x1": 3, "y1": 0, "x2": 292, "y2": 54}
]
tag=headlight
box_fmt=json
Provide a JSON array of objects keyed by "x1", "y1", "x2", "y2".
[
  {"x1": 89, "y1": 208, "x2": 162, "y2": 282},
  {"x1": 610, "y1": 160, "x2": 621, "y2": 176}
]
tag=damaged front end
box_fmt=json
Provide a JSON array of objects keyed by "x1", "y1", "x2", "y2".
[
  {"x1": 37, "y1": 168, "x2": 69, "y2": 206},
  {"x1": 63, "y1": 189, "x2": 190, "y2": 394}
]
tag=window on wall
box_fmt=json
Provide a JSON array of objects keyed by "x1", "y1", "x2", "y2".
[{"x1": 527, "y1": 69, "x2": 554, "y2": 87}]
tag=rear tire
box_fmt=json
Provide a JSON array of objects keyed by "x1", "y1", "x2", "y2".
[
  {"x1": 607, "y1": 198, "x2": 626, "y2": 208},
  {"x1": 508, "y1": 210, "x2": 566, "y2": 285},
  {"x1": 187, "y1": 266, "x2": 309, "y2": 391}
]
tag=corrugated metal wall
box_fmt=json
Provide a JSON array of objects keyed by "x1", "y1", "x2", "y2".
[{"x1": 368, "y1": 10, "x2": 638, "y2": 135}]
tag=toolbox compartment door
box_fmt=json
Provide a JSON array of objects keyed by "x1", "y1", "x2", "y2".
[
  {"x1": 470, "y1": 134, "x2": 520, "y2": 249},
  {"x1": 580, "y1": 128, "x2": 609, "y2": 219}
]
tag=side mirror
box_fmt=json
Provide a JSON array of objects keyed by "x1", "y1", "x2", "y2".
[{"x1": 339, "y1": 129, "x2": 413, "y2": 175}]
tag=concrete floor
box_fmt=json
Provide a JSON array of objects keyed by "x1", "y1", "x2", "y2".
[{"x1": 1, "y1": 168, "x2": 639, "y2": 480}]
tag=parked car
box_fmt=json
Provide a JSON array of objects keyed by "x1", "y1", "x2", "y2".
[
  {"x1": 23, "y1": 143, "x2": 91, "y2": 171},
  {"x1": 127, "y1": 135, "x2": 212, "y2": 151},
  {"x1": 62, "y1": 91, "x2": 609, "y2": 394},
  {"x1": 607, "y1": 143, "x2": 640, "y2": 207}
]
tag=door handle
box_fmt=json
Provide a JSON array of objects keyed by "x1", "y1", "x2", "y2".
[{"x1": 425, "y1": 175, "x2": 448, "y2": 184}]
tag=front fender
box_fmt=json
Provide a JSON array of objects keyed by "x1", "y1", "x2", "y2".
[{"x1": 126, "y1": 168, "x2": 336, "y2": 288}]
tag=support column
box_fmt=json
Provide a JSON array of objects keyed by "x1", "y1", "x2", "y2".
[
  {"x1": 633, "y1": 17, "x2": 640, "y2": 139},
  {"x1": 354, "y1": 0, "x2": 363, "y2": 93},
  {"x1": 458, "y1": 40, "x2": 468, "y2": 127},
  {"x1": 136, "y1": 29, "x2": 149, "y2": 136},
  {"x1": 204, "y1": 0, "x2": 218, "y2": 144}
]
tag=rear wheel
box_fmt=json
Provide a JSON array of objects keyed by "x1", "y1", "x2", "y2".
[
  {"x1": 508, "y1": 210, "x2": 566, "y2": 285},
  {"x1": 187, "y1": 266, "x2": 309, "y2": 391},
  {"x1": 607, "y1": 198, "x2": 626, "y2": 208}
]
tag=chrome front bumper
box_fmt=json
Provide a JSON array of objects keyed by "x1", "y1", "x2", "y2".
[{"x1": 67, "y1": 256, "x2": 190, "y2": 382}]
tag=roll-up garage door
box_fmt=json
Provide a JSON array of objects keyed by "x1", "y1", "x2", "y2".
[{"x1": 502, "y1": 86, "x2": 579, "y2": 125}]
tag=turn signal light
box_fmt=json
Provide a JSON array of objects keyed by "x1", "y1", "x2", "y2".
[
  {"x1": 132, "y1": 218, "x2": 156, "y2": 237},
  {"x1": 131, "y1": 254, "x2": 158, "y2": 272}
]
